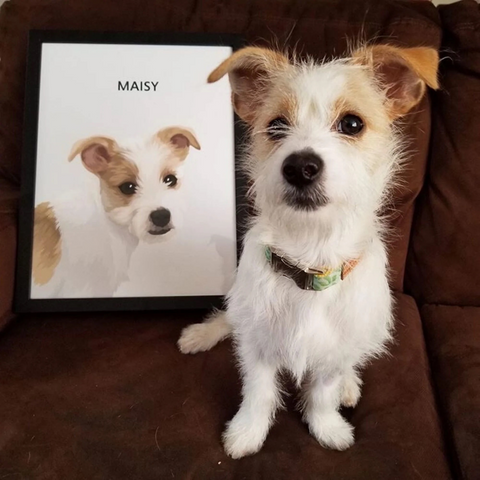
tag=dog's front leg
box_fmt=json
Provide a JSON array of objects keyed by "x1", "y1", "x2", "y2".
[
  {"x1": 302, "y1": 372, "x2": 355, "y2": 451},
  {"x1": 223, "y1": 354, "x2": 280, "y2": 459},
  {"x1": 340, "y1": 367, "x2": 363, "y2": 408}
]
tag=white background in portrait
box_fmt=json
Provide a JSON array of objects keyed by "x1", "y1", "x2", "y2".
[{"x1": 33, "y1": 42, "x2": 237, "y2": 298}]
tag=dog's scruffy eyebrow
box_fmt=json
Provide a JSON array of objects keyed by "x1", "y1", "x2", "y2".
[{"x1": 101, "y1": 155, "x2": 139, "y2": 186}]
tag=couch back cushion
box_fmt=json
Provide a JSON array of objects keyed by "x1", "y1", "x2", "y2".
[
  {"x1": 0, "y1": 0, "x2": 440, "y2": 315},
  {"x1": 406, "y1": 0, "x2": 480, "y2": 306}
]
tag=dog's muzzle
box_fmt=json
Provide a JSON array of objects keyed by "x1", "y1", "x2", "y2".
[
  {"x1": 282, "y1": 149, "x2": 328, "y2": 210},
  {"x1": 149, "y1": 208, "x2": 172, "y2": 235}
]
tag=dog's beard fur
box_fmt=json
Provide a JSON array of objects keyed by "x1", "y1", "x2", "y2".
[
  {"x1": 178, "y1": 44, "x2": 439, "y2": 459},
  {"x1": 283, "y1": 184, "x2": 329, "y2": 211}
]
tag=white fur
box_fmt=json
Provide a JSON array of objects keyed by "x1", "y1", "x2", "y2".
[
  {"x1": 32, "y1": 134, "x2": 191, "y2": 299},
  {"x1": 32, "y1": 187, "x2": 139, "y2": 298},
  {"x1": 179, "y1": 55, "x2": 405, "y2": 458}
]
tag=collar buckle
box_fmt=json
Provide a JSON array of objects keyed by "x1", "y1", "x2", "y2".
[{"x1": 304, "y1": 266, "x2": 333, "y2": 277}]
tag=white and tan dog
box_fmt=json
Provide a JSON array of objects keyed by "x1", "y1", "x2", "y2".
[
  {"x1": 179, "y1": 45, "x2": 438, "y2": 458},
  {"x1": 32, "y1": 127, "x2": 200, "y2": 298}
]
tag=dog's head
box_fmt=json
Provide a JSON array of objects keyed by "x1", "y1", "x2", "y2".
[
  {"x1": 69, "y1": 127, "x2": 201, "y2": 241},
  {"x1": 208, "y1": 45, "x2": 438, "y2": 225}
]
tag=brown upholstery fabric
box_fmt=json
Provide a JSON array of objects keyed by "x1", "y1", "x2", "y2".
[
  {"x1": 0, "y1": 293, "x2": 450, "y2": 479},
  {"x1": 0, "y1": 1, "x2": 441, "y2": 333},
  {"x1": 0, "y1": 181, "x2": 18, "y2": 330},
  {"x1": 404, "y1": 2, "x2": 480, "y2": 478},
  {"x1": 422, "y1": 305, "x2": 480, "y2": 480},
  {"x1": 406, "y1": 0, "x2": 480, "y2": 306}
]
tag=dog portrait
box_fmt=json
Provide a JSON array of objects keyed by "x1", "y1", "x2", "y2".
[{"x1": 16, "y1": 33, "x2": 243, "y2": 310}]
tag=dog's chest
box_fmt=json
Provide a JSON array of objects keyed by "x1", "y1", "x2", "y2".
[
  {"x1": 229, "y1": 236, "x2": 392, "y2": 377},
  {"x1": 256, "y1": 278, "x2": 345, "y2": 368},
  {"x1": 231, "y1": 258, "x2": 351, "y2": 371}
]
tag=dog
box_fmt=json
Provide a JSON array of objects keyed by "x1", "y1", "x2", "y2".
[
  {"x1": 32, "y1": 126, "x2": 200, "y2": 298},
  {"x1": 178, "y1": 44, "x2": 439, "y2": 458}
]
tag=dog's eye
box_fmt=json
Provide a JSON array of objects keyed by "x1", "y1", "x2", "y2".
[
  {"x1": 119, "y1": 182, "x2": 137, "y2": 195},
  {"x1": 337, "y1": 114, "x2": 364, "y2": 136},
  {"x1": 163, "y1": 174, "x2": 177, "y2": 188},
  {"x1": 267, "y1": 117, "x2": 290, "y2": 140}
]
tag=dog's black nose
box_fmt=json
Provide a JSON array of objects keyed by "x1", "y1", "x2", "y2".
[
  {"x1": 150, "y1": 208, "x2": 171, "y2": 228},
  {"x1": 282, "y1": 150, "x2": 324, "y2": 187}
]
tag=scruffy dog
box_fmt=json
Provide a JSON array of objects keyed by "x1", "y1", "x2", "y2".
[{"x1": 179, "y1": 44, "x2": 439, "y2": 458}]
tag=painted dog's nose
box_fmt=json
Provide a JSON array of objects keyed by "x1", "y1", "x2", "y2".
[{"x1": 150, "y1": 208, "x2": 171, "y2": 227}]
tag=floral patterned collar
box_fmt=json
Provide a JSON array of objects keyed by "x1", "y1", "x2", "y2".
[{"x1": 265, "y1": 246, "x2": 359, "y2": 291}]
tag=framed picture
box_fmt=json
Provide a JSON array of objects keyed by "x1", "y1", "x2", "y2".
[{"x1": 14, "y1": 31, "x2": 246, "y2": 313}]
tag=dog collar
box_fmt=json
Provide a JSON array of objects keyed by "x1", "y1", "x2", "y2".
[{"x1": 265, "y1": 246, "x2": 359, "y2": 291}]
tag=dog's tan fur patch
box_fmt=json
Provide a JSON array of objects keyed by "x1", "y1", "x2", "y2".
[
  {"x1": 279, "y1": 94, "x2": 298, "y2": 124},
  {"x1": 68, "y1": 136, "x2": 119, "y2": 165},
  {"x1": 253, "y1": 90, "x2": 299, "y2": 159},
  {"x1": 352, "y1": 44, "x2": 439, "y2": 118},
  {"x1": 156, "y1": 127, "x2": 201, "y2": 162},
  {"x1": 154, "y1": 127, "x2": 200, "y2": 189},
  {"x1": 100, "y1": 155, "x2": 139, "y2": 211},
  {"x1": 157, "y1": 148, "x2": 184, "y2": 179},
  {"x1": 332, "y1": 76, "x2": 390, "y2": 139},
  {"x1": 259, "y1": 90, "x2": 298, "y2": 127},
  {"x1": 330, "y1": 77, "x2": 393, "y2": 166},
  {"x1": 160, "y1": 166, "x2": 182, "y2": 190},
  {"x1": 32, "y1": 202, "x2": 61, "y2": 285},
  {"x1": 207, "y1": 47, "x2": 290, "y2": 124}
]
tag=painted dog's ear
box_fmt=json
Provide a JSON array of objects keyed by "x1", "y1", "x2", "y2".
[
  {"x1": 208, "y1": 47, "x2": 290, "y2": 124},
  {"x1": 68, "y1": 136, "x2": 119, "y2": 174},
  {"x1": 156, "y1": 127, "x2": 201, "y2": 160},
  {"x1": 352, "y1": 44, "x2": 439, "y2": 118}
]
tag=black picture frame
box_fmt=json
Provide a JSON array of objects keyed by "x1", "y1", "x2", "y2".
[{"x1": 14, "y1": 30, "x2": 247, "y2": 314}]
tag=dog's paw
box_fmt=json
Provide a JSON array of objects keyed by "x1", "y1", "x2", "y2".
[
  {"x1": 178, "y1": 313, "x2": 231, "y2": 354},
  {"x1": 307, "y1": 412, "x2": 354, "y2": 451},
  {"x1": 222, "y1": 414, "x2": 268, "y2": 459},
  {"x1": 178, "y1": 323, "x2": 215, "y2": 354},
  {"x1": 340, "y1": 374, "x2": 362, "y2": 408}
]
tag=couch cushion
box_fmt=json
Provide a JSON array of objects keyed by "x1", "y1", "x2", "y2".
[
  {"x1": 406, "y1": 0, "x2": 480, "y2": 305},
  {"x1": 0, "y1": 293, "x2": 451, "y2": 479},
  {"x1": 422, "y1": 304, "x2": 480, "y2": 480}
]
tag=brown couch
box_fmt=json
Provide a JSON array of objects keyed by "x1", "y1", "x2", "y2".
[{"x1": 1, "y1": 0, "x2": 479, "y2": 478}]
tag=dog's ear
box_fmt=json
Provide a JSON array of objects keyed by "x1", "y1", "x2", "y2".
[
  {"x1": 156, "y1": 127, "x2": 201, "y2": 160},
  {"x1": 208, "y1": 47, "x2": 290, "y2": 124},
  {"x1": 68, "y1": 136, "x2": 119, "y2": 174},
  {"x1": 352, "y1": 44, "x2": 439, "y2": 118}
]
